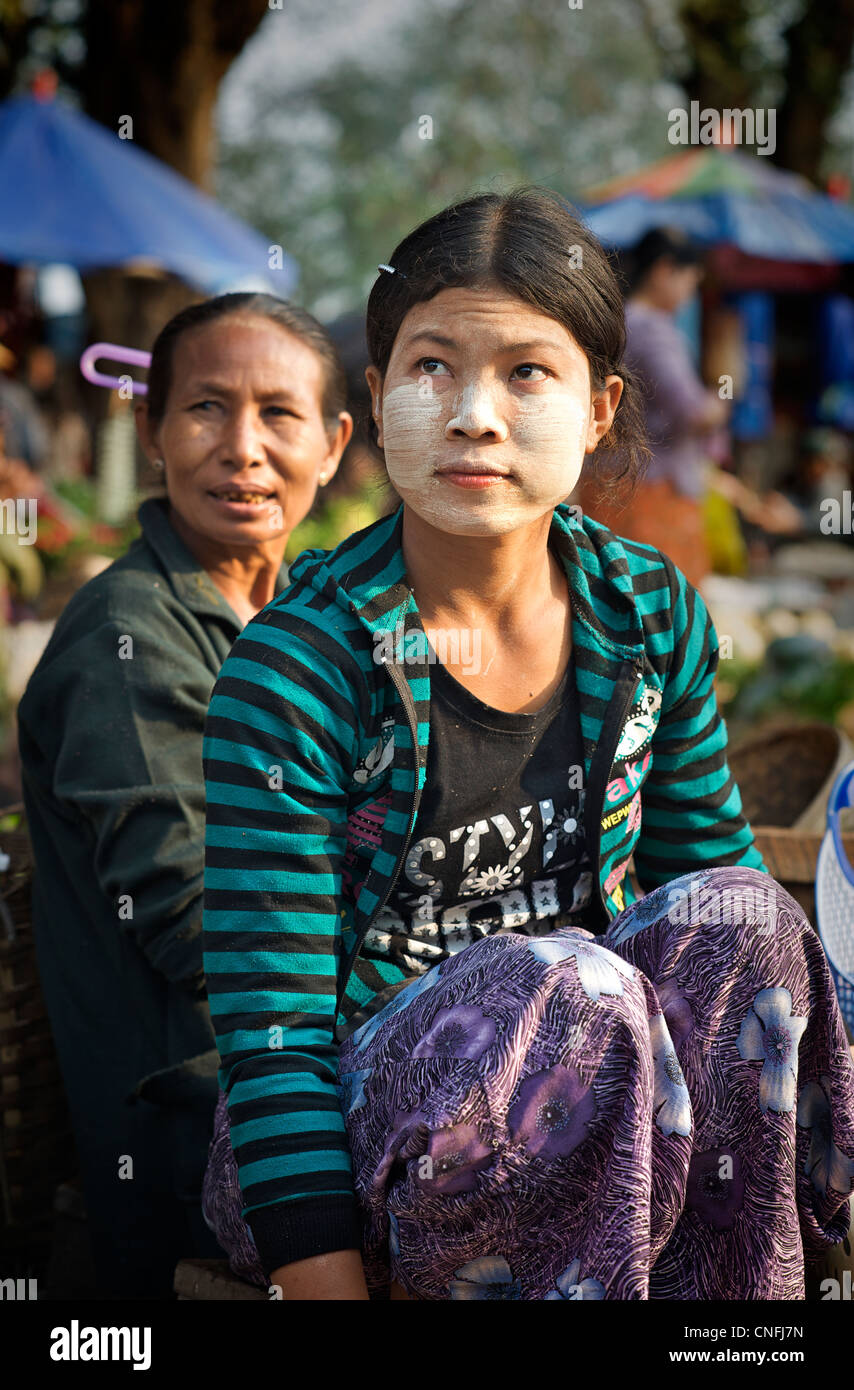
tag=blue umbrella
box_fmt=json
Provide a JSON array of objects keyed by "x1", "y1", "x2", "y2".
[
  {"x1": 0, "y1": 93, "x2": 298, "y2": 294},
  {"x1": 579, "y1": 148, "x2": 854, "y2": 263},
  {"x1": 580, "y1": 193, "x2": 721, "y2": 250}
]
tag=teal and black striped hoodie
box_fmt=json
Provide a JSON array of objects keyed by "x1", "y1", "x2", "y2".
[{"x1": 202, "y1": 500, "x2": 765, "y2": 1273}]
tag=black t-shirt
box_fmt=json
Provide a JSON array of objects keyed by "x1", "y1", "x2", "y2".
[{"x1": 381, "y1": 645, "x2": 593, "y2": 958}]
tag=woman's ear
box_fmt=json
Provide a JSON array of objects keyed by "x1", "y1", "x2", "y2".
[
  {"x1": 319, "y1": 411, "x2": 354, "y2": 487},
  {"x1": 134, "y1": 400, "x2": 161, "y2": 465},
  {"x1": 585, "y1": 375, "x2": 624, "y2": 452},
  {"x1": 364, "y1": 366, "x2": 384, "y2": 448}
]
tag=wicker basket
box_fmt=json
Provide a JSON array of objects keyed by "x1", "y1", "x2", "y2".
[
  {"x1": 752, "y1": 826, "x2": 854, "y2": 916},
  {"x1": 0, "y1": 803, "x2": 76, "y2": 1264},
  {"x1": 729, "y1": 723, "x2": 854, "y2": 834},
  {"x1": 730, "y1": 722, "x2": 854, "y2": 1041}
]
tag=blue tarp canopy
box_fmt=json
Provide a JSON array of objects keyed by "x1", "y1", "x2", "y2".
[
  {"x1": 0, "y1": 94, "x2": 297, "y2": 294},
  {"x1": 580, "y1": 149, "x2": 854, "y2": 264}
]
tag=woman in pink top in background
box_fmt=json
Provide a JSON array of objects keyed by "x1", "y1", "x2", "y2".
[{"x1": 575, "y1": 228, "x2": 726, "y2": 588}]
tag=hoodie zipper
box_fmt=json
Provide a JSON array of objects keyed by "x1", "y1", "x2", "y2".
[
  {"x1": 584, "y1": 659, "x2": 645, "y2": 929},
  {"x1": 367, "y1": 658, "x2": 423, "y2": 909},
  {"x1": 335, "y1": 652, "x2": 424, "y2": 1018}
]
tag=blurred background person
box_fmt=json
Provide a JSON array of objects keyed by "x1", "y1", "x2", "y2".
[
  {"x1": 574, "y1": 228, "x2": 727, "y2": 588},
  {"x1": 789, "y1": 427, "x2": 852, "y2": 539},
  {"x1": 0, "y1": 333, "x2": 50, "y2": 471}
]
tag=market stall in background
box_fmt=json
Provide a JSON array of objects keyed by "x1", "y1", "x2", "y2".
[{"x1": 582, "y1": 141, "x2": 854, "y2": 752}]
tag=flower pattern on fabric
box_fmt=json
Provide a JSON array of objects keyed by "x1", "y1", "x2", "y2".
[
  {"x1": 351, "y1": 965, "x2": 442, "y2": 1053},
  {"x1": 468, "y1": 864, "x2": 514, "y2": 894},
  {"x1": 655, "y1": 979, "x2": 695, "y2": 1053},
  {"x1": 420, "y1": 1122, "x2": 495, "y2": 1195},
  {"x1": 449, "y1": 1256, "x2": 522, "y2": 1300},
  {"x1": 526, "y1": 935, "x2": 580, "y2": 966},
  {"x1": 528, "y1": 933, "x2": 634, "y2": 1002},
  {"x1": 543, "y1": 1258, "x2": 606, "y2": 1300},
  {"x1": 797, "y1": 1076, "x2": 854, "y2": 1195},
  {"x1": 508, "y1": 1064, "x2": 597, "y2": 1160},
  {"x1": 737, "y1": 987, "x2": 808, "y2": 1115},
  {"x1": 607, "y1": 870, "x2": 719, "y2": 947},
  {"x1": 374, "y1": 1108, "x2": 431, "y2": 1191},
  {"x1": 205, "y1": 866, "x2": 854, "y2": 1302},
  {"x1": 685, "y1": 1148, "x2": 745, "y2": 1230},
  {"x1": 606, "y1": 883, "x2": 673, "y2": 946},
  {"x1": 412, "y1": 1005, "x2": 497, "y2": 1062},
  {"x1": 336, "y1": 1067, "x2": 371, "y2": 1115},
  {"x1": 650, "y1": 1013, "x2": 692, "y2": 1137}
]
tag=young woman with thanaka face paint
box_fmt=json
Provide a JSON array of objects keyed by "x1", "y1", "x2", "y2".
[
  {"x1": 202, "y1": 192, "x2": 854, "y2": 1302},
  {"x1": 366, "y1": 286, "x2": 623, "y2": 713}
]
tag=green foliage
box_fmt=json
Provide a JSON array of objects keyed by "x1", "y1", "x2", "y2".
[
  {"x1": 285, "y1": 483, "x2": 385, "y2": 562},
  {"x1": 53, "y1": 476, "x2": 99, "y2": 519},
  {"x1": 217, "y1": 0, "x2": 677, "y2": 318},
  {"x1": 0, "y1": 0, "x2": 84, "y2": 102},
  {"x1": 37, "y1": 476, "x2": 141, "y2": 578},
  {"x1": 727, "y1": 653, "x2": 854, "y2": 726}
]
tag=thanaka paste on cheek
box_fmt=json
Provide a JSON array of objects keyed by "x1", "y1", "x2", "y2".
[{"x1": 381, "y1": 380, "x2": 591, "y2": 536}]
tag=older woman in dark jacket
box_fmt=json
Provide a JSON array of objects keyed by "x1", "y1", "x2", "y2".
[{"x1": 17, "y1": 293, "x2": 352, "y2": 1296}]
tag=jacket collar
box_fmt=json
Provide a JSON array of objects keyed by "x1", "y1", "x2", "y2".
[
  {"x1": 291, "y1": 501, "x2": 647, "y2": 661},
  {"x1": 136, "y1": 495, "x2": 290, "y2": 625}
]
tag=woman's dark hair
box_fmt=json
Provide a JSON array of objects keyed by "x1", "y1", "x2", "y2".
[
  {"x1": 146, "y1": 292, "x2": 348, "y2": 427},
  {"x1": 365, "y1": 187, "x2": 649, "y2": 494},
  {"x1": 625, "y1": 226, "x2": 705, "y2": 296}
]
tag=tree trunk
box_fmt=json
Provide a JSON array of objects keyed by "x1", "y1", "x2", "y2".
[
  {"x1": 673, "y1": 0, "x2": 757, "y2": 116},
  {"x1": 81, "y1": 0, "x2": 269, "y2": 189},
  {"x1": 673, "y1": 0, "x2": 854, "y2": 180},
  {"x1": 775, "y1": 0, "x2": 854, "y2": 179},
  {"x1": 76, "y1": 0, "x2": 269, "y2": 478}
]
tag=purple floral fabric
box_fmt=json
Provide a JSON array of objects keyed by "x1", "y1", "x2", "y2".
[{"x1": 202, "y1": 866, "x2": 854, "y2": 1300}]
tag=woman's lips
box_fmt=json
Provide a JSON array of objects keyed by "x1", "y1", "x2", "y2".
[
  {"x1": 208, "y1": 491, "x2": 278, "y2": 516},
  {"x1": 435, "y1": 468, "x2": 510, "y2": 489}
]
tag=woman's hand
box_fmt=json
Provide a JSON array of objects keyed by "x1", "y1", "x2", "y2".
[
  {"x1": 269, "y1": 1250, "x2": 371, "y2": 1300},
  {"x1": 695, "y1": 391, "x2": 729, "y2": 432},
  {"x1": 709, "y1": 469, "x2": 803, "y2": 535}
]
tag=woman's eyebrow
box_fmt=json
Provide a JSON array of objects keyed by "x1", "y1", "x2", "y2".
[
  {"x1": 183, "y1": 381, "x2": 299, "y2": 401},
  {"x1": 406, "y1": 331, "x2": 458, "y2": 349},
  {"x1": 498, "y1": 339, "x2": 567, "y2": 355},
  {"x1": 182, "y1": 380, "x2": 231, "y2": 396},
  {"x1": 255, "y1": 387, "x2": 301, "y2": 402},
  {"x1": 405, "y1": 331, "x2": 567, "y2": 355}
]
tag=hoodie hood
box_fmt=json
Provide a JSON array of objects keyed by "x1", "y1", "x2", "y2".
[{"x1": 285, "y1": 501, "x2": 648, "y2": 662}]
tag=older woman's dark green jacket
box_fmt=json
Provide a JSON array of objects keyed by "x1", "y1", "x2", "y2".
[{"x1": 17, "y1": 495, "x2": 288, "y2": 1295}]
